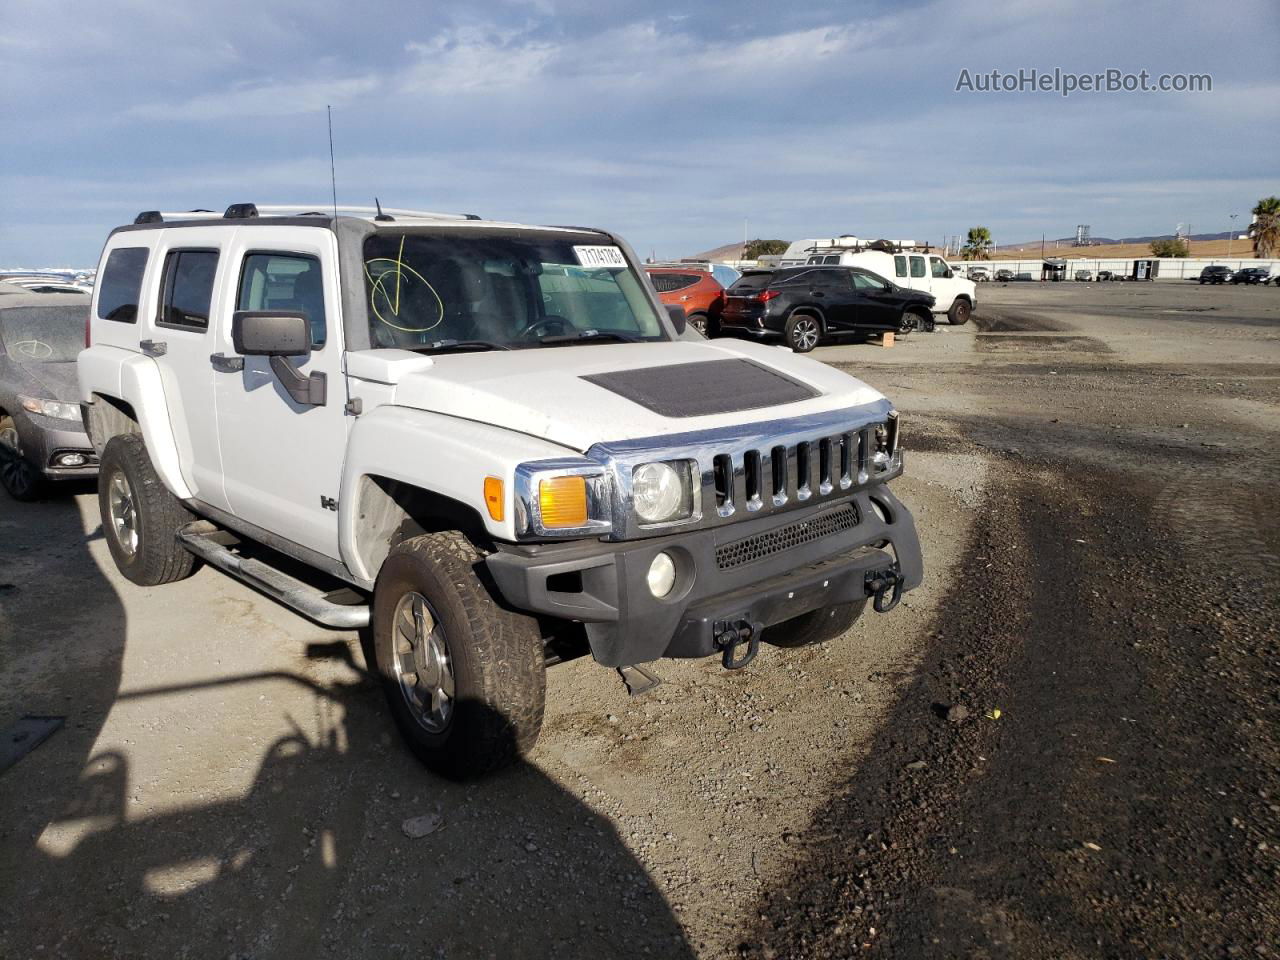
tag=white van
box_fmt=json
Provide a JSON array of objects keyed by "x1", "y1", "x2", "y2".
[{"x1": 802, "y1": 247, "x2": 976, "y2": 325}]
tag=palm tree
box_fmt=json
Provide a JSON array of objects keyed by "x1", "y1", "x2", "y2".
[
  {"x1": 1251, "y1": 197, "x2": 1280, "y2": 258},
  {"x1": 961, "y1": 226, "x2": 993, "y2": 260}
]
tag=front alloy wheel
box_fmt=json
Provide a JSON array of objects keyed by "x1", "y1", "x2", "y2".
[
  {"x1": 0, "y1": 416, "x2": 42, "y2": 501},
  {"x1": 391, "y1": 591, "x2": 455, "y2": 733}
]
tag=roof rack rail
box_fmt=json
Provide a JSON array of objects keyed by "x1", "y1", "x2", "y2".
[
  {"x1": 133, "y1": 205, "x2": 484, "y2": 225},
  {"x1": 253, "y1": 205, "x2": 482, "y2": 221}
]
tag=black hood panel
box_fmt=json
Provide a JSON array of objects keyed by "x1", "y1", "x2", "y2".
[{"x1": 581, "y1": 359, "x2": 819, "y2": 418}]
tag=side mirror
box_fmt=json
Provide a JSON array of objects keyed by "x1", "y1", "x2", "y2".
[
  {"x1": 231, "y1": 310, "x2": 325, "y2": 407},
  {"x1": 665, "y1": 304, "x2": 687, "y2": 336},
  {"x1": 232, "y1": 311, "x2": 310, "y2": 357}
]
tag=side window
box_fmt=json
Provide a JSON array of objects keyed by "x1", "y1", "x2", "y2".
[
  {"x1": 237, "y1": 253, "x2": 326, "y2": 348},
  {"x1": 852, "y1": 271, "x2": 889, "y2": 291},
  {"x1": 894, "y1": 255, "x2": 907, "y2": 278},
  {"x1": 930, "y1": 257, "x2": 949, "y2": 278},
  {"x1": 157, "y1": 250, "x2": 219, "y2": 331},
  {"x1": 97, "y1": 247, "x2": 149, "y2": 322},
  {"x1": 910, "y1": 256, "x2": 926, "y2": 278}
]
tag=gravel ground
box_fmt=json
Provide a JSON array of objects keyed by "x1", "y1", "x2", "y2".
[{"x1": 1, "y1": 281, "x2": 1276, "y2": 958}]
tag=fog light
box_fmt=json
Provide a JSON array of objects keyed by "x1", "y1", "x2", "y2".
[
  {"x1": 57, "y1": 452, "x2": 87, "y2": 467},
  {"x1": 647, "y1": 552, "x2": 677, "y2": 598}
]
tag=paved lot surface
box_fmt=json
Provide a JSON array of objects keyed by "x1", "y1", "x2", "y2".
[{"x1": 1, "y1": 281, "x2": 1277, "y2": 958}]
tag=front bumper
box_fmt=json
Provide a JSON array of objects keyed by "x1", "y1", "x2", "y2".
[
  {"x1": 13, "y1": 411, "x2": 98, "y2": 479},
  {"x1": 486, "y1": 485, "x2": 923, "y2": 667}
]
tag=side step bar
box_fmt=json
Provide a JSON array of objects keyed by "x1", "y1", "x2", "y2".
[{"x1": 177, "y1": 521, "x2": 370, "y2": 629}]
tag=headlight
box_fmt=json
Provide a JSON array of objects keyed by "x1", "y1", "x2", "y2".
[
  {"x1": 632, "y1": 460, "x2": 694, "y2": 525},
  {"x1": 18, "y1": 395, "x2": 82, "y2": 422}
]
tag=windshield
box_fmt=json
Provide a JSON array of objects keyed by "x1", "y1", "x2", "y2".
[
  {"x1": 0, "y1": 305, "x2": 87, "y2": 363},
  {"x1": 363, "y1": 231, "x2": 666, "y2": 350}
]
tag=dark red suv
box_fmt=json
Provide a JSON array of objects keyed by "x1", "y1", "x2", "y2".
[{"x1": 643, "y1": 268, "x2": 725, "y2": 336}]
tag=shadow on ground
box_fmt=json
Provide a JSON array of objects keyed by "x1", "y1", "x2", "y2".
[{"x1": 0, "y1": 490, "x2": 692, "y2": 959}]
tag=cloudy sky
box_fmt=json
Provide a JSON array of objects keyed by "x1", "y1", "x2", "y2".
[{"x1": 2, "y1": 0, "x2": 1277, "y2": 266}]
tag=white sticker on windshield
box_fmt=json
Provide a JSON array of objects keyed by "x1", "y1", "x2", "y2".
[{"x1": 573, "y1": 245, "x2": 628, "y2": 269}]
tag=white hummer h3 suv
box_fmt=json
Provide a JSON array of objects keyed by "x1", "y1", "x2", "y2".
[{"x1": 79, "y1": 203, "x2": 924, "y2": 777}]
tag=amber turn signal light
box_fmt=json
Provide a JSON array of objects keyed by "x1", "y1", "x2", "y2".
[
  {"x1": 483, "y1": 476, "x2": 505, "y2": 522},
  {"x1": 538, "y1": 476, "x2": 588, "y2": 528}
]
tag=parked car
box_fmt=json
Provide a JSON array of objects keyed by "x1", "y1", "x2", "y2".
[
  {"x1": 967, "y1": 266, "x2": 989, "y2": 282},
  {"x1": 642, "y1": 266, "x2": 725, "y2": 336},
  {"x1": 1074, "y1": 270, "x2": 1093, "y2": 281},
  {"x1": 803, "y1": 249, "x2": 974, "y2": 325},
  {"x1": 77, "y1": 202, "x2": 924, "y2": 776},
  {"x1": 719, "y1": 266, "x2": 935, "y2": 352},
  {"x1": 1231, "y1": 267, "x2": 1271, "y2": 285},
  {"x1": 1199, "y1": 265, "x2": 1233, "y2": 284},
  {"x1": 1097, "y1": 270, "x2": 1118, "y2": 282},
  {"x1": 994, "y1": 268, "x2": 1015, "y2": 282},
  {"x1": 0, "y1": 289, "x2": 98, "y2": 499}
]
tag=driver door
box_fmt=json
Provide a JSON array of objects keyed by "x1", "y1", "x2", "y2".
[{"x1": 211, "y1": 226, "x2": 351, "y2": 560}]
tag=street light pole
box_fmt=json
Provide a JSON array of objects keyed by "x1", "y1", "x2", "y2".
[{"x1": 1228, "y1": 213, "x2": 1238, "y2": 260}]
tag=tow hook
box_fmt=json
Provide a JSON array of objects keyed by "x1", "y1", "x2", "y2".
[
  {"x1": 865, "y1": 566, "x2": 904, "y2": 613},
  {"x1": 714, "y1": 619, "x2": 759, "y2": 669}
]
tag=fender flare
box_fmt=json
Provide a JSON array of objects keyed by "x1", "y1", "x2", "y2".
[
  {"x1": 339, "y1": 406, "x2": 582, "y2": 583},
  {"x1": 79, "y1": 347, "x2": 193, "y2": 499}
]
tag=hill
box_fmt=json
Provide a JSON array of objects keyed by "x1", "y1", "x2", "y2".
[{"x1": 684, "y1": 241, "x2": 747, "y2": 262}]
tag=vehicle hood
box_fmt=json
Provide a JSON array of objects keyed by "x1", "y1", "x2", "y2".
[
  {"x1": 10, "y1": 359, "x2": 80, "y2": 401},
  {"x1": 355, "y1": 339, "x2": 888, "y2": 453}
]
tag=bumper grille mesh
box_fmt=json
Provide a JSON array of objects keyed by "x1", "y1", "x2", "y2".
[{"x1": 715, "y1": 503, "x2": 859, "y2": 570}]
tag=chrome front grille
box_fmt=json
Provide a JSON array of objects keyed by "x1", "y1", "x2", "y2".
[
  {"x1": 587, "y1": 403, "x2": 901, "y2": 540},
  {"x1": 703, "y1": 425, "x2": 880, "y2": 520}
]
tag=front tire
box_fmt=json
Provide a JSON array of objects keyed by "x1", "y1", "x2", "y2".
[
  {"x1": 764, "y1": 600, "x2": 866, "y2": 648},
  {"x1": 372, "y1": 531, "x2": 546, "y2": 779},
  {"x1": 687, "y1": 312, "x2": 709, "y2": 337},
  {"x1": 948, "y1": 298, "x2": 972, "y2": 325},
  {"x1": 785, "y1": 313, "x2": 821, "y2": 352},
  {"x1": 0, "y1": 415, "x2": 45, "y2": 501},
  {"x1": 98, "y1": 434, "x2": 196, "y2": 585}
]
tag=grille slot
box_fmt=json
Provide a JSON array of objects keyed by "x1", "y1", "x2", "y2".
[{"x1": 715, "y1": 503, "x2": 860, "y2": 570}]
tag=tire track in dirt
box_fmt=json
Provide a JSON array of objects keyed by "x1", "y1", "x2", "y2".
[{"x1": 745, "y1": 438, "x2": 1279, "y2": 958}]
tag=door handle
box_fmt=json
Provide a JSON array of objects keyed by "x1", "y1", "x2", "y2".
[
  {"x1": 210, "y1": 353, "x2": 245, "y2": 372},
  {"x1": 811, "y1": 290, "x2": 825, "y2": 297},
  {"x1": 140, "y1": 340, "x2": 167, "y2": 357}
]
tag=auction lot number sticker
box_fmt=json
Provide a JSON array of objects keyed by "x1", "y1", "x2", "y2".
[{"x1": 574, "y1": 245, "x2": 628, "y2": 268}]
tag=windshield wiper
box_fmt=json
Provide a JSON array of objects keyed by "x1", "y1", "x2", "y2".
[
  {"x1": 413, "y1": 339, "x2": 512, "y2": 354},
  {"x1": 537, "y1": 331, "x2": 640, "y2": 346}
]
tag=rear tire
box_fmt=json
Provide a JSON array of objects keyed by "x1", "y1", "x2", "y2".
[
  {"x1": 0, "y1": 415, "x2": 45, "y2": 502},
  {"x1": 785, "y1": 313, "x2": 821, "y2": 352},
  {"x1": 947, "y1": 298, "x2": 972, "y2": 325},
  {"x1": 98, "y1": 434, "x2": 196, "y2": 585},
  {"x1": 372, "y1": 531, "x2": 546, "y2": 779},
  {"x1": 764, "y1": 600, "x2": 866, "y2": 648}
]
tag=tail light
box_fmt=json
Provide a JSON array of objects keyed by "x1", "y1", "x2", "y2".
[
  {"x1": 751, "y1": 289, "x2": 781, "y2": 303},
  {"x1": 85, "y1": 311, "x2": 92, "y2": 347}
]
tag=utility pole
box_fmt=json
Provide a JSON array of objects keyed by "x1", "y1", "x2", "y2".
[{"x1": 1228, "y1": 213, "x2": 1238, "y2": 260}]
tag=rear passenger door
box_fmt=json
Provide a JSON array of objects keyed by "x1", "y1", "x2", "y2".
[
  {"x1": 908, "y1": 254, "x2": 928, "y2": 293},
  {"x1": 146, "y1": 232, "x2": 230, "y2": 509},
  {"x1": 212, "y1": 226, "x2": 350, "y2": 560}
]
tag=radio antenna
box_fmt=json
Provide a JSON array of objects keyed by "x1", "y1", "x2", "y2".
[{"x1": 326, "y1": 105, "x2": 338, "y2": 221}]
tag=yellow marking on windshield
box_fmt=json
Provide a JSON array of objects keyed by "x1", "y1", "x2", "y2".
[{"x1": 364, "y1": 238, "x2": 445, "y2": 334}]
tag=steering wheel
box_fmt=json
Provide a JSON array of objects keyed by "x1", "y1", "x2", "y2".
[{"x1": 516, "y1": 315, "x2": 573, "y2": 340}]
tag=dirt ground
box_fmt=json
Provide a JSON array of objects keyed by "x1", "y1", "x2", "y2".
[{"x1": 1, "y1": 281, "x2": 1277, "y2": 959}]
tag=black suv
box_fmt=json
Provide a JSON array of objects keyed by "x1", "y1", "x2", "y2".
[
  {"x1": 1231, "y1": 267, "x2": 1271, "y2": 285},
  {"x1": 719, "y1": 266, "x2": 935, "y2": 352},
  {"x1": 1199, "y1": 265, "x2": 1233, "y2": 284}
]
